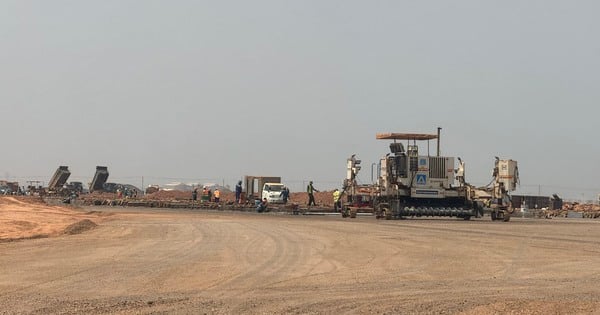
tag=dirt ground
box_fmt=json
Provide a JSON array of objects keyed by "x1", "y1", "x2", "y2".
[{"x1": 2, "y1": 197, "x2": 600, "y2": 314}]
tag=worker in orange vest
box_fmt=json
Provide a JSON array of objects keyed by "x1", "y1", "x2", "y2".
[{"x1": 214, "y1": 189, "x2": 221, "y2": 203}]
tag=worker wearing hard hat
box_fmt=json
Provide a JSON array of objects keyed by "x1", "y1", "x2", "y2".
[
  {"x1": 307, "y1": 181, "x2": 319, "y2": 207},
  {"x1": 333, "y1": 189, "x2": 341, "y2": 212},
  {"x1": 214, "y1": 189, "x2": 221, "y2": 203},
  {"x1": 235, "y1": 181, "x2": 242, "y2": 204},
  {"x1": 456, "y1": 157, "x2": 465, "y2": 186},
  {"x1": 201, "y1": 186, "x2": 209, "y2": 202}
]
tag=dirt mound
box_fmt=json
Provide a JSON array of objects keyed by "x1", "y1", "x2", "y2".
[
  {"x1": 85, "y1": 211, "x2": 115, "y2": 217},
  {"x1": 289, "y1": 191, "x2": 335, "y2": 207},
  {"x1": 144, "y1": 190, "x2": 193, "y2": 200},
  {"x1": 0, "y1": 196, "x2": 46, "y2": 206},
  {"x1": 144, "y1": 190, "x2": 237, "y2": 202},
  {"x1": 1, "y1": 196, "x2": 110, "y2": 241},
  {"x1": 87, "y1": 191, "x2": 118, "y2": 198},
  {"x1": 63, "y1": 219, "x2": 98, "y2": 235}
]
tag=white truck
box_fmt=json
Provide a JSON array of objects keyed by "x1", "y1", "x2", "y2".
[{"x1": 261, "y1": 183, "x2": 286, "y2": 204}]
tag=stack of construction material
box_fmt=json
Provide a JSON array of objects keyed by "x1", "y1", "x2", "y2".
[{"x1": 561, "y1": 203, "x2": 600, "y2": 218}]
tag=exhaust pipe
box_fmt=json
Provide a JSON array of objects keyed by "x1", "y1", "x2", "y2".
[{"x1": 437, "y1": 127, "x2": 442, "y2": 157}]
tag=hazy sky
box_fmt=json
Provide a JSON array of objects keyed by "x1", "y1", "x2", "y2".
[{"x1": 1, "y1": 1, "x2": 599, "y2": 199}]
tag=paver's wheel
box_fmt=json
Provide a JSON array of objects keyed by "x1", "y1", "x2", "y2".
[
  {"x1": 350, "y1": 208, "x2": 357, "y2": 218},
  {"x1": 375, "y1": 204, "x2": 386, "y2": 220},
  {"x1": 491, "y1": 211, "x2": 497, "y2": 221},
  {"x1": 341, "y1": 207, "x2": 349, "y2": 218},
  {"x1": 384, "y1": 208, "x2": 392, "y2": 220}
]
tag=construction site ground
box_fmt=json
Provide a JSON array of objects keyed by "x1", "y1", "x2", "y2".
[{"x1": 2, "y1": 197, "x2": 600, "y2": 314}]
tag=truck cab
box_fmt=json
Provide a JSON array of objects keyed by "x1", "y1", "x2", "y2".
[{"x1": 261, "y1": 183, "x2": 285, "y2": 204}]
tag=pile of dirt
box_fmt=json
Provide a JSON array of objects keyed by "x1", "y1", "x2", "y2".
[
  {"x1": 78, "y1": 192, "x2": 117, "y2": 203},
  {"x1": 0, "y1": 196, "x2": 107, "y2": 240},
  {"x1": 289, "y1": 191, "x2": 336, "y2": 207},
  {"x1": 143, "y1": 190, "x2": 191, "y2": 200},
  {"x1": 63, "y1": 219, "x2": 98, "y2": 235},
  {"x1": 86, "y1": 191, "x2": 118, "y2": 198},
  {"x1": 0, "y1": 195, "x2": 46, "y2": 206},
  {"x1": 143, "y1": 190, "x2": 237, "y2": 201}
]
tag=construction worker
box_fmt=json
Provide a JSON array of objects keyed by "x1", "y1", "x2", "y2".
[
  {"x1": 281, "y1": 186, "x2": 290, "y2": 204},
  {"x1": 257, "y1": 198, "x2": 268, "y2": 212},
  {"x1": 192, "y1": 188, "x2": 198, "y2": 201},
  {"x1": 201, "y1": 186, "x2": 209, "y2": 202},
  {"x1": 307, "y1": 181, "x2": 319, "y2": 206},
  {"x1": 214, "y1": 189, "x2": 220, "y2": 203},
  {"x1": 235, "y1": 181, "x2": 242, "y2": 203},
  {"x1": 456, "y1": 157, "x2": 465, "y2": 186},
  {"x1": 333, "y1": 188, "x2": 341, "y2": 212}
]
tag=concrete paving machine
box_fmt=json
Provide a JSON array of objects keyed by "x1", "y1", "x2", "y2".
[
  {"x1": 469, "y1": 157, "x2": 519, "y2": 221},
  {"x1": 343, "y1": 130, "x2": 519, "y2": 221}
]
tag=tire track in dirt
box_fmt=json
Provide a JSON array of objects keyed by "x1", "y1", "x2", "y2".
[
  {"x1": 214, "y1": 219, "x2": 307, "y2": 291},
  {"x1": 1, "y1": 216, "x2": 203, "y2": 298}
]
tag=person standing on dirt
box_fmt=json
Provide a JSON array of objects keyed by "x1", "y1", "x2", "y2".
[
  {"x1": 192, "y1": 188, "x2": 198, "y2": 201},
  {"x1": 333, "y1": 188, "x2": 341, "y2": 212},
  {"x1": 456, "y1": 157, "x2": 465, "y2": 187},
  {"x1": 235, "y1": 181, "x2": 242, "y2": 204},
  {"x1": 214, "y1": 189, "x2": 220, "y2": 203},
  {"x1": 307, "y1": 181, "x2": 319, "y2": 206},
  {"x1": 202, "y1": 186, "x2": 209, "y2": 202},
  {"x1": 281, "y1": 186, "x2": 290, "y2": 204}
]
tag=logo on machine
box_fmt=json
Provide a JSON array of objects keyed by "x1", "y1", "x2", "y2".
[{"x1": 415, "y1": 174, "x2": 427, "y2": 185}]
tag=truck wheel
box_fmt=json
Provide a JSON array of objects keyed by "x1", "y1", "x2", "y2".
[{"x1": 491, "y1": 211, "x2": 497, "y2": 221}]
